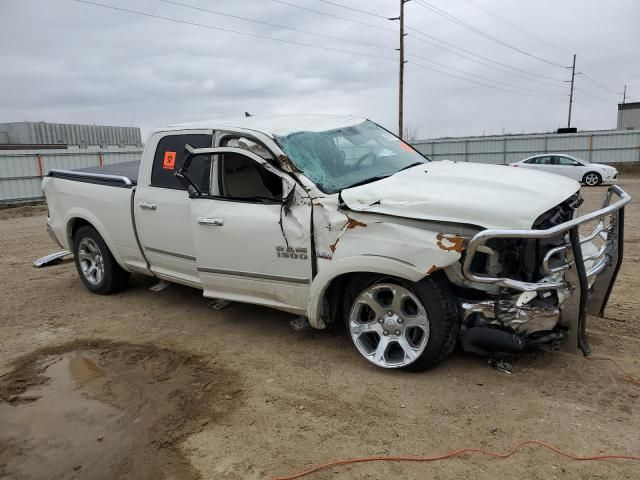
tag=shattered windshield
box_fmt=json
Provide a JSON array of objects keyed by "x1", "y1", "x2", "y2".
[{"x1": 274, "y1": 120, "x2": 428, "y2": 194}]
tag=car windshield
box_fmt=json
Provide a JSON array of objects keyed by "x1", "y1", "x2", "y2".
[{"x1": 274, "y1": 120, "x2": 428, "y2": 193}]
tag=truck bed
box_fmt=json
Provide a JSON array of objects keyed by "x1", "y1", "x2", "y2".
[
  {"x1": 47, "y1": 160, "x2": 140, "y2": 187},
  {"x1": 75, "y1": 161, "x2": 140, "y2": 185}
]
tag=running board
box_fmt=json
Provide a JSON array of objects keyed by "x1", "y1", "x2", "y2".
[{"x1": 33, "y1": 250, "x2": 71, "y2": 267}]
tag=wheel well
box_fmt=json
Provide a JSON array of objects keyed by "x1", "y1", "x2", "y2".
[
  {"x1": 321, "y1": 271, "x2": 446, "y2": 326},
  {"x1": 68, "y1": 218, "x2": 93, "y2": 245},
  {"x1": 583, "y1": 171, "x2": 601, "y2": 180}
]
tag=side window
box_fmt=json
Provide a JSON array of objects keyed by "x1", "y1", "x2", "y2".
[
  {"x1": 536, "y1": 156, "x2": 553, "y2": 165},
  {"x1": 524, "y1": 158, "x2": 537, "y2": 164},
  {"x1": 151, "y1": 134, "x2": 212, "y2": 190},
  {"x1": 219, "y1": 153, "x2": 283, "y2": 201},
  {"x1": 557, "y1": 156, "x2": 579, "y2": 166}
]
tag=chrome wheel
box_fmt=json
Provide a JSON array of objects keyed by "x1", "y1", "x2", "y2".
[
  {"x1": 349, "y1": 283, "x2": 430, "y2": 368},
  {"x1": 584, "y1": 173, "x2": 600, "y2": 186},
  {"x1": 77, "y1": 237, "x2": 104, "y2": 285}
]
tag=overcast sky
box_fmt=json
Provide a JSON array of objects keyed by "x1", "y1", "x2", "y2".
[{"x1": 1, "y1": 0, "x2": 638, "y2": 140}]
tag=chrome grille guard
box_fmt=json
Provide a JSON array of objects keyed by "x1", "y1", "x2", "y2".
[{"x1": 461, "y1": 185, "x2": 631, "y2": 355}]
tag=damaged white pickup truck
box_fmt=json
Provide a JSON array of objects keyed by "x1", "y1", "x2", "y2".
[{"x1": 43, "y1": 115, "x2": 630, "y2": 371}]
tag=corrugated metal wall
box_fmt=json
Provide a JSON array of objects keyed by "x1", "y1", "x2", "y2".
[
  {"x1": 0, "y1": 122, "x2": 142, "y2": 146},
  {"x1": 413, "y1": 129, "x2": 640, "y2": 165},
  {"x1": 0, "y1": 147, "x2": 142, "y2": 203},
  {"x1": 2, "y1": 128, "x2": 639, "y2": 204},
  {"x1": 617, "y1": 105, "x2": 640, "y2": 130}
]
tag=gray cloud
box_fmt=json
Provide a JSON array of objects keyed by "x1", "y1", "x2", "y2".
[{"x1": 1, "y1": 0, "x2": 638, "y2": 139}]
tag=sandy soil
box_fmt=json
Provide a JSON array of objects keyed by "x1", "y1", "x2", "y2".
[{"x1": 0, "y1": 179, "x2": 638, "y2": 480}]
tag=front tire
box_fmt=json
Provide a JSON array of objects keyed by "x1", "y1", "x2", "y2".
[
  {"x1": 73, "y1": 225, "x2": 130, "y2": 294},
  {"x1": 583, "y1": 171, "x2": 602, "y2": 186},
  {"x1": 345, "y1": 274, "x2": 459, "y2": 371}
]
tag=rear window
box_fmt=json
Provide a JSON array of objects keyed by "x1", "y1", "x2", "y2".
[{"x1": 151, "y1": 134, "x2": 212, "y2": 190}]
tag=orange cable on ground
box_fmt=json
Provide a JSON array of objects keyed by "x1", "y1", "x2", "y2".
[
  {"x1": 272, "y1": 440, "x2": 640, "y2": 480},
  {"x1": 273, "y1": 356, "x2": 640, "y2": 479},
  {"x1": 587, "y1": 356, "x2": 640, "y2": 386}
]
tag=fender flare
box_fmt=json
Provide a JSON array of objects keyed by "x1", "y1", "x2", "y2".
[{"x1": 64, "y1": 208, "x2": 129, "y2": 271}]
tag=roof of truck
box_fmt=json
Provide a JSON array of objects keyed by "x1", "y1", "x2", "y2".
[{"x1": 158, "y1": 114, "x2": 367, "y2": 137}]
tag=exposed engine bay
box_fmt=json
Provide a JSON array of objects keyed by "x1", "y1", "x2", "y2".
[{"x1": 449, "y1": 194, "x2": 586, "y2": 355}]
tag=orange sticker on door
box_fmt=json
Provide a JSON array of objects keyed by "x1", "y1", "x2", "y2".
[{"x1": 163, "y1": 151, "x2": 177, "y2": 170}]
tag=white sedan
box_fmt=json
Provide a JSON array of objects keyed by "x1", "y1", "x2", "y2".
[{"x1": 510, "y1": 154, "x2": 618, "y2": 186}]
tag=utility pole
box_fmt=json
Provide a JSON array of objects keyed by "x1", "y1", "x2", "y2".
[
  {"x1": 567, "y1": 54, "x2": 576, "y2": 129},
  {"x1": 398, "y1": 0, "x2": 407, "y2": 138},
  {"x1": 391, "y1": 1, "x2": 409, "y2": 138},
  {"x1": 622, "y1": 85, "x2": 627, "y2": 104}
]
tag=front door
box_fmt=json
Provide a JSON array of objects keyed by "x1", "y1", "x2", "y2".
[
  {"x1": 553, "y1": 155, "x2": 584, "y2": 181},
  {"x1": 188, "y1": 147, "x2": 313, "y2": 314}
]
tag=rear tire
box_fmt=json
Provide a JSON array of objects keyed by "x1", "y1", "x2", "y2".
[
  {"x1": 583, "y1": 171, "x2": 602, "y2": 186},
  {"x1": 73, "y1": 225, "x2": 130, "y2": 294},
  {"x1": 345, "y1": 273, "x2": 459, "y2": 372}
]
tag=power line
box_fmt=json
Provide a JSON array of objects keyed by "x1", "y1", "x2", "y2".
[
  {"x1": 267, "y1": 0, "x2": 397, "y2": 33},
  {"x1": 413, "y1": 0, "x2": 568, "y2": 68},
  {"x1": 409, "y1": 53, "x2": 567, "y2": 98},
  {"x1": 72, "y1": 0, "x2": 574, "y2": 107},
  {"x1": 574, "y1": 87, "x2": 619, "y2": 104},
  {"x1": 270, "y1": 0, "x2": 567, "y2": 99},
  {"x1": 73, "y1": 0, "x2": 398, "y2": 61},
  {"x1": 456, "y1": 1, "x2": 623, "y2": 102},
  {"x1": 312, "y1": 0, "x2": 390, "y2": 20},
  {"x1": 308, "y1": 0, "x2": 565, "y2": 87},
  {"x1": 409, "y1": 61, "x2": 562, "y2": 102},
  {"x1": 406, "y1": 27, "x2": 566, "y2": 85},
  {"x1": 458, "y1": 0, "x2": 570, "y2": 55},
  {"x1": 158, "y1": 0, "x2": 395, "y2": 51},
  {"x1": 573, "y1": 99, "x2": 614, "y2": 116},
  {"x1": 414, "y1": 1, "x2": 621, "y2": 101},
  {"x1": 580, "y1": 73, "x2": 623, "y2": 95}
]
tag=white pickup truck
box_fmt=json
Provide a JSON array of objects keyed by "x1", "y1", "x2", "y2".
[{"x1": 42, "y1": 115, "x2": 630, "y2": 371}]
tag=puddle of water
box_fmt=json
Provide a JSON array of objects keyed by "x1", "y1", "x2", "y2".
[
  {"x1": 0, "y1": 342, "x2": 237, "y2": 480},
  {"x1": 0, "y1": 353, "x2": 131, "y2": 480}
]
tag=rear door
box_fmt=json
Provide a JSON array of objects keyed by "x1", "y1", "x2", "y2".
[
  {"x1": 135, "y1": 132, "x2": 213, "y2": 286},
  {"x1": 553, "y1": 156, "x2": 585, "y2": 181},
  {"x1": 188, "y1": 147, "x2": 313, "y2": 313},
  {"x1": 518, "y1": 155, "x2": 553, "y2": 172},
  {"x1": 529, "y1": 155, "x2": 555, "y2": 174}
]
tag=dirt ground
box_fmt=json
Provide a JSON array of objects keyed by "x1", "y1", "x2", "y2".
[{"x1": 0, "y1": 179, "x2": 639, "y2": 480}]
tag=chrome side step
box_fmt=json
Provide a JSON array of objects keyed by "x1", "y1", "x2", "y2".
[{"x1": 33, "y1": 250, "x2": 71, "y2": 268}]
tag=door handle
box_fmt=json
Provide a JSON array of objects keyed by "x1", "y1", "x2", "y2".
[
  {"x1": 139, "y1": 202, "x2": 157, "y2": 210},
  {"x1": 197, "y1": 217, "x2": 224, "y2": 226}
]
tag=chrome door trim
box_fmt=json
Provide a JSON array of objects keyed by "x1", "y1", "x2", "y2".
[
  {"x1": 145, "y1": 246, "x2": 196, "y2": 261},
  {"x1": 197, "y1": 267, "x2": 310, "y2": 285}
]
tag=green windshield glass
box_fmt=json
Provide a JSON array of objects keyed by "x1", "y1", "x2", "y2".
[{"x1": 274, "y1": 120, "x2": 428, "y2": 193}]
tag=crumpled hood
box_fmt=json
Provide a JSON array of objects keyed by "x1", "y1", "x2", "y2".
[{"x1": 340, "y1": 160, "x2": 580, "y2": 229}]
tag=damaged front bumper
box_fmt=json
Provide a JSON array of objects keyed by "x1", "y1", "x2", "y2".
[{"x1": 459, "y1": 185, "x2": 630, "y2": 356}]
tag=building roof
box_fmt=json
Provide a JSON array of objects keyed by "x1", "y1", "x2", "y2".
[{"x1": 618, "y1": 102, "x2": 640, "y2": 111}]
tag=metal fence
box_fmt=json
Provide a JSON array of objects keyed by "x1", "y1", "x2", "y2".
[
  {"x1": 412, "y1": 129, "x2": 640, "y2": 165},
  {"x1": 2, "y1": 128, "x2": 639, "y2": 204},
  {"x1": 0, "y1": 122, "x2": 141, "y2": 147},
  {"x1": 0, "y1": 147, "x2": 142, "y2": 203}
]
